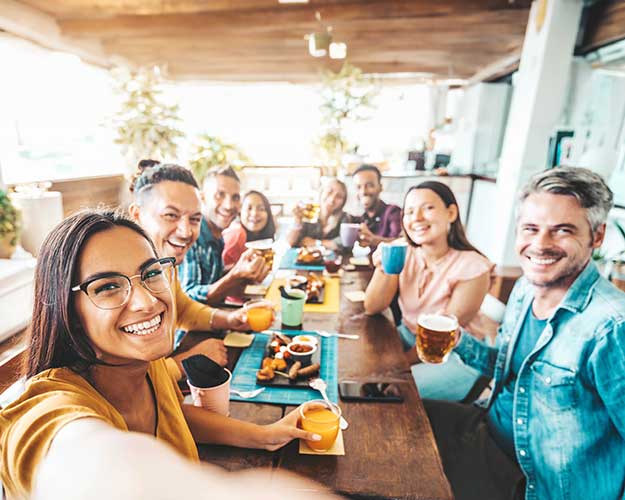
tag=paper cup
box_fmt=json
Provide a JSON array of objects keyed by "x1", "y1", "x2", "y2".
[
  {"x1": 187, "y1": 368, "x2": 231, "y2": 416},
  {"x1": 281, "y1": 288, "x2": 306, "y2": 327}
]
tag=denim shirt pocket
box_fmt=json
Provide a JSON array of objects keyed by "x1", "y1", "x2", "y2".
[{"x1": 531, "y1": 361, "x2": 578, "y2": 411}]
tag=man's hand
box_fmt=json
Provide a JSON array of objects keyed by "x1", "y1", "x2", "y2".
[
  {"x1": 230, "y1": 248, "x2": 270, "y2": 283},
  {"x1": 185, "y1": 338, "x2": 228, "y2": 367},
  {"x1": 358, "y1": 223, "x2": 380, "y2": 248}
]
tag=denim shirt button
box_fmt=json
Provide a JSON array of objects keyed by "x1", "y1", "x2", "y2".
[
  {"x1": 545, "y1": 376, "x2": 552, "y2": 384},
  {"x1": 528, "y1": 484, "x2": 535, "y2": 490},
  {"x1": 519, "y1": 449, "x2": 527, "y2": 457},
  {"x1": 519, "y1": 387, "x2": 526, "y2": 394},
  {"x1": 516, "y1": 418, "x2": 523, "y2": 425}
]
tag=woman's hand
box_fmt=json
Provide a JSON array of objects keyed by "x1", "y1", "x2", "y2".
[
  {"x1": 259, "y1": 406, "x2": 322, "y2": 451},
  {"x1": 292, "y1": 204, "x2": 305, "y2": 225},
  {"x1": 227, "y1": 308, "x2": 250, "y2": 331},
  {"x1": 371, "y1": 245, "x2": 383, "y2": 268}
]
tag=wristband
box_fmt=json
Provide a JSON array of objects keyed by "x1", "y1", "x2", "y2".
[{"x1": 208, "y1": 307, "x2": 217, "y2": 330}]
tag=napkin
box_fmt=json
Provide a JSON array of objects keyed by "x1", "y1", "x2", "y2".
[
  {"x1": 345, "y1": 290, "x2": 366, "y2": 302},
  {"x1": 182, "y1": 354, "x2": 229, "y2": 388},
  {"x1": 299, "y1": 431, "x2": 345, "y2": 456}
]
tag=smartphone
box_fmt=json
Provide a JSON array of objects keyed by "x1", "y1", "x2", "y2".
[{"x1": 339, "y1": 381, "x2": 405, "y2": 403}]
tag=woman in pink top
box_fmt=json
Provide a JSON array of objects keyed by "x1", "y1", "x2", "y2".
[
  {"x1": 364, "y1": 181, "x2": 494, "y2": 401},
  {"x1": 222, "y1": 190, "x2": 276, "y2": 269}
]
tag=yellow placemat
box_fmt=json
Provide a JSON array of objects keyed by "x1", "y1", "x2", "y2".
[
  {"x1": 299, "y1": 430, "x2": 345, "y2": 455},
  {"x1": 266, "y1": 277, "x2": 340, "y2": 314}
]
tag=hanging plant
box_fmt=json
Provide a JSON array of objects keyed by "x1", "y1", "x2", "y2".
[
  {"x1": 315, "y1": 62, "x2": 380, "y2": 167},
  {"x1": 188, "y1": 134, "x2": 250, "y2": 184},
  {"x1": 110, "y1": 66, "x2": 184, "y2": 167}
]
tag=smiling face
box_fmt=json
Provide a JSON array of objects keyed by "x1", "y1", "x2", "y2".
[
  {"x1": 204, "y1": 174, "x2": 241, "y2": 230},
  {"x1": 130, "y1": 181, "x2": 202, "y2": 265},
  {"x1": 321, "y1": 180, "x2": 346, "y2": 215},
  {"x1": 354, "y1": 170, "x2": 382, "y2": 211},
  {"x1": 241, "y1": 192, "x2": 269, "y2": 233},
  {"x1": 515, "y1": 192, "x2": 605, "y2": 290},
  {"x1": 73, "y1": 226, "x2": 175, "y2": 366},
  {"x1": 403, "y1": 188, "x2": 457, "y2": 246}
]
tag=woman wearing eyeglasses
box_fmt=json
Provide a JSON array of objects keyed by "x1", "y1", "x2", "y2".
[{"x1": 0, "y1": 210, "x2": 326, "y2": 498}]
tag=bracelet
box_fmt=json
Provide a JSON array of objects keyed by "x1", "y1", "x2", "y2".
[{"x1": 208, "y1": 307, "x2": 217, "y2": 330}]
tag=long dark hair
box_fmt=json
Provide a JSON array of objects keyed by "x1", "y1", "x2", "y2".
[
  {"x1": 24, "y1": 210, "x2": 157, "y2": 378},
  {"x1": 241, "y1": 190, "x2": 276, "y2": 241},
  {"x1": 402, "y1": 181, "x2": 484, "y2": 255}
]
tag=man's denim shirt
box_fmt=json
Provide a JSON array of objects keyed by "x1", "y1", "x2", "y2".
[{"x1": 456, "y1": 262, "x2": 625, "y2": 500}]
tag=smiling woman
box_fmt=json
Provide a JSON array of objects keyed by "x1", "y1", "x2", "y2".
[{"x1": 0, "y1": 210, "x2": 323, "y2": 498}]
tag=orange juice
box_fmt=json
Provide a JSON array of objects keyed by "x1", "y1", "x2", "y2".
[
  {"x1": 301, "y1": 408, "x2": 340, "y2": 451},
  {"x1": 247, "y1": 306, "x2": 273, "y2": 332}
]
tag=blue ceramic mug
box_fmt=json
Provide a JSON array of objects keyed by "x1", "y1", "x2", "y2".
[{"x1": 380, "y1": 241, "x2": 407, "y2": 274}]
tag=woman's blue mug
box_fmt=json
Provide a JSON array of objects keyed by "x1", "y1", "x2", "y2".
[{"x1": 380, "y1": 241, "x2": 408, "y2": 274}]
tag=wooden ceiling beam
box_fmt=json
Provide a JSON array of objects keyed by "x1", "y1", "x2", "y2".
[
  {"x1": 0, "y1": 0, "x2": 126, "y2": 67},
  {"x1": 57, "y1": 0, "x2": 530, "y2": 37}
]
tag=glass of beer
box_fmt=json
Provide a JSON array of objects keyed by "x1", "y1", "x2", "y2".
[
  {"x1": 245, "y1": 239, "x2": 275, "y2": 269},
  {"x1": 299, "y1": 201, "x2": 320, "y2": 224},
  {"x1": 416, "y1": 313, "x2": 459, "y2": 364}
]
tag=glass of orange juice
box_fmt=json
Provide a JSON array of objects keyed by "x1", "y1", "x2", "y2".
[
  {"x1": 299, "y1": 399, "x2": 341, "y2": 452},
  {"x1": 244, "y1": 299, "x2": 274, "y2": 332}
]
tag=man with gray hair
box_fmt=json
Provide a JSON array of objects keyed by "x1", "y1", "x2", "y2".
[{"x1": 424, "y1": 167, "x2": 625, "y2": 500}]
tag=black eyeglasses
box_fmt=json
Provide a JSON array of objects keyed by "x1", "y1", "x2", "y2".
[{"x1": 71, "y1": 257, "x2": 175, "y2": 310}]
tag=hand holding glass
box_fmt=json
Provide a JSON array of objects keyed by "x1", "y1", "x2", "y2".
[
  {"x1": 244, "y1": 299, "x2": 275, "y2": 332},
  {"x1": 299, "y1": 400, "x2": 341, "y2": 452}
]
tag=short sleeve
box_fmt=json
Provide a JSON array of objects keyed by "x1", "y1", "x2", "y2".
[
  {"x1": 448, "y1": 251, "x2": 494, "y2": 287},
  {"x1": 0, "y1": 388, "x2": 115, "y2": 497}
]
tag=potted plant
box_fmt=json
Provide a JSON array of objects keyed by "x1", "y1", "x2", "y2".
[
  {"x1": 315, "y1": 62, "x2": 379, "y2": 171},
  {"x1": 0, "y1": 190, "x2": 20, "y2": 258},
  {"x1": 188, "y1": 134, "x2": 250, "y2": 184},
  {"x1": 110, "y1": 66, "x2": 184, "y2": 171}
]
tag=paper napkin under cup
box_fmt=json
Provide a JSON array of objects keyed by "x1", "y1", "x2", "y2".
[{"x1": 299, "y1": 431, "x2": 345, "y2": 456}]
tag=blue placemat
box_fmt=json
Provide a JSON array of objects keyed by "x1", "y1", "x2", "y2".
[
  {"x1": 230, "y1": 330, "x2": 338, "y2": 405},
  {"x1": 278, "y1": 247, "x2": 336, "y2": 271}
]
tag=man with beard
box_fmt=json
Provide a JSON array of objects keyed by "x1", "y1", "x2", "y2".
[
  {"x1": 179, "y1": 166, "x2": 270, "y2": 306},
  {"x1": 423, "y1": 167, "x2": 625, "y2": 500},
  {"x1": 352, "y1": 164, "x2": 402, "y2": 248}
]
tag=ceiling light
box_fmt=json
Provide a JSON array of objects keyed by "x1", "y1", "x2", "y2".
[
  {"x1": 329, "y1": 42, "x2": 346, "y2": 59},
  {"x1": 307, "y1": 32, "x2": 331, "y2": 57}
]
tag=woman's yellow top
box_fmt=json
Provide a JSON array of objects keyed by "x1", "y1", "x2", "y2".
[
  {"x1": 172, "y1": 266, "x2": 215, "y2": 335},
  {"x1": 165, "y1": 267, "x2": 218, "y2": 379},
  {"x1": 0, "y1": 358, "x2": 198, "y2": 498}
]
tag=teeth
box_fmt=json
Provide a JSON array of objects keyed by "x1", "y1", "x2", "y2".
[
  {"x1": 529, "y1": 256, "x2": 557, "y2": 265},
  {"x1": 168, "y1": 241, "x2": 186, "y2": 248},
  {"x1": 122, "y1": 315, "x2": 162, "y2": 335}
]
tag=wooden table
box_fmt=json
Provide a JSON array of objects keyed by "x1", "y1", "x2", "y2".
[{"x1": 182, "y1": 270, "x2": 453, "y2": 500}]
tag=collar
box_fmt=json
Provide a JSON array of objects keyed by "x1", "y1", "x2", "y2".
[
  {"x1": 556, "y1": 260, "x2": 600, "y2": 313},
  {"x1": 364, "y1": 199, "x2": 387, "y2": 220}
]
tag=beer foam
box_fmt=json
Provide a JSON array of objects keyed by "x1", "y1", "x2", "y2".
[
  {"x1": 418, "y1": 315, "x2": 458, "y2": 331},
  {"x1": 245, "y1": 239, "x2": 273, "y2": 250}
]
